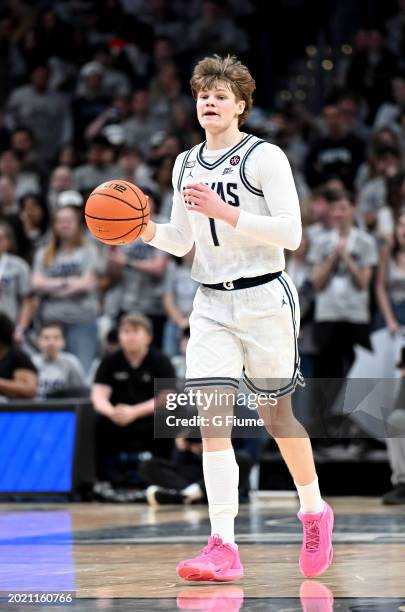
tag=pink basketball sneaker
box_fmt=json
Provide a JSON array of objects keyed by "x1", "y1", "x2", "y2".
[
  {"x1": 176, "y1": 535, "x2": 244, "y2": 582},
  {"x1": 297, "y1": 501, "x2": 334, "y2": 577}
]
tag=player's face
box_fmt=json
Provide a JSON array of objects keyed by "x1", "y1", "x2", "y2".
[{"x1": 196, "y1": 82, "x2": 245, "y2": 133}]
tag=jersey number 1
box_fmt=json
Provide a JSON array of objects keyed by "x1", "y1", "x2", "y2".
[{"x1": 209, "y1": 218, "x2": 219, "y2": 246}]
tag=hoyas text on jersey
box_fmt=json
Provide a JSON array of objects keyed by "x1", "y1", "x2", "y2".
[{"x1": 208, "y1": 182, "x2": 240, "y2": 207}]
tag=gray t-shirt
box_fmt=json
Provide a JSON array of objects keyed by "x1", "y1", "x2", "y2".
[
  {"x1": 0, "y1": 254, "x2": 31, "y2": 322},
  {"x1": 32, "y1": 351, "x2": 87, "y2": 398},
  {"x1": 164, "y1": 260, "x2": 199, "y2": 316},
  {"x1": 33, "y1": 243, "x2": 99, "y2": 324},
  {"x1": 308, "y1": 227, "x2": 378, "y2": 323},
  {"x1": 120, "y1": 235, "x2": 167, "y2": 316},
  {"x1": 74, "y1": 163, "x2": 120, "y2": 193}
]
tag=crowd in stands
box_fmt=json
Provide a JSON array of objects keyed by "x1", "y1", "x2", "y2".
[{"x1": 1, "y1": 0, "x2": 405, "y2": 504}]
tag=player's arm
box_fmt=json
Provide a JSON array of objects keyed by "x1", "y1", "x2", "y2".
[
  {"x1": 142, "y1": 154, "x2": 194, "y2": 256},
  {"x1": 235, "y1": 144, "x2": 302, "y2": 250}
]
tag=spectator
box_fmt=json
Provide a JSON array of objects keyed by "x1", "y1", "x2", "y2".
[
  {"x1": 116, "y1": 146, "x2": 154, "y2": 191},
  {"x1": 162, "y1": 250, "x2": 198, "y2": 357},
  {"x1": 0, "y1": 220, "x2": 35, "y2": 343},
  {"x1": 305, "y1": 186, "x2": 334, "y2": 244},
  {"x1": 375, "y1": 209, "x2": 405, "y2": 334},
  {"x1": 5, "y1": 64, "x2": 72, "y2": 165},
  {"x1": 0, "y1": 175, "x2": 18, "y2": 215},
  {"x1": 32, "y1": 205, "x2": 100, "y2": 372},
  {"x1": 32, "y1": 321, "x2": 87, "y2": 399},
  {"x1": 91, "y1": 312, "x2": 175, "y2": 488},
  {"x1": 0, "y1": 311, "x2": 37, "y2": 399},
  {"x1": 357, "y1": 144, "x2": 402, "y2": 233},
  {"x1": 376, "y1": 171, "x2": 405, "y2": 243},
  {"x1": 354, "y1": 127, "x2": 401, "y2": 192},
  {"x1": 92, "y1": 44, "x2": 131, "y2": 97},
  {"x1": 73, "y1": 62, "x2": 110, "y2": 150},
  {"x1": 18, "y1": 192, "x2": 50, "y2": 262},
  {"x1": 47, "y1": 166, "x2": 75, "y2": 210},
  {"x1": 310, "y1": 190, "x2": 378, "y2": 380},
  {"x1": 374, "y1": 73, "x2": 405, "y2": 132},
  {"x1": 84, "y1": 94, "x2": 129, "y2": 143},
  {"x1": 107, "y1": 191, "x2": 168, "y2": 347},
  {"x1": 346, "y1": 28, "x2": 398, "y2": 123},
  {"x1": 10, "y1": 127, "x2": 39, "y2": 174},
  {"x1": 188, "y1": 0, "x2": 248, "y2": 59},
  {"x1": 74, "y1": 136, "x2": 119, "y2": 196},
  {"x1": 122, "y1": 89, "x2": 166, "y2": 157},
  {"x1": 154, "y1": 155, "x2": 176, "y2": 220},
  {"x1": 0, "y1": 149, "x2": 40, "y2": 200},
  {"x1": 141, "y1": 437, "x2": 254, "y2": 506},
  {"x1": 305, "y1": 101, "x2": 364, "y2": 190}
]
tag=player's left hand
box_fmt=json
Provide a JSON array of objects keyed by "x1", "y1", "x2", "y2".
[{"x1": 182, "y1": 183, "x2": 227, "y2": 221}]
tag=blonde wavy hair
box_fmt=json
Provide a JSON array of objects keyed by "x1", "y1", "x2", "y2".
[{"x1": 190, "y1": 54, "x2": 256, "y2": 126}]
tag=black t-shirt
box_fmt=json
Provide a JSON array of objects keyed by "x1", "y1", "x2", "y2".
[
  {"x1": 94, "y1": 347, "x2": 175, "y2": 453},
  {"x1": 0, "y1": 347, "x2": 37, "y2": 380}
]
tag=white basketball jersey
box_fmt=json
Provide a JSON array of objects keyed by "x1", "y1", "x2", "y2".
[{"x1": 174, "y1": 134, "x2": 287, "y2": 284}]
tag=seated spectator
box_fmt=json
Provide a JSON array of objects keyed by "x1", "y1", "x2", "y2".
[
  {"x1": 0, "y1": 175, "x2": 18, "y2": 215},
  {"x1": 18, "y1": 192, "x2": 50, "y2": 262},
  {"x1": 91, "y1": 312, "x2": 175, "y2": 489},
  {"x1": 375, "y1": 209, "x2": 405, "y2": 333},
  {"x1": 0, "y1": 221, "x2": 35, "y2": 344},
  {"x1": 32, "y1": 321, "x2": 87, "y2": 399},
  {"x1": 141, "y1": 437, "x2": 254, "y2": 506},
  {"x1": 0, "y1": 312, "x2": 37, "y2": 399},
  {"x1": 74, "y1": 136, "x2": 119, "y2": 196},
  {"x1": 163, "y1": 250, "x2": 198, "y2": 357},
  {"x1": 32, "y1": 205, "x2": 100, "y2": 372},
  {"x1": 305, "y1": 101, "x2": 364, "y2": 190}
]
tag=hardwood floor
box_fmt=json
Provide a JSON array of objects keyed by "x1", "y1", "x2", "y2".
[{"x1": 0, "y1": 497, "x2": 404, "y2": 610}]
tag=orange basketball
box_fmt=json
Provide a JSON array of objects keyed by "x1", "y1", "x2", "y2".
[{"x1": 85, "y1": 180, "x2": 150, "y2": 245}]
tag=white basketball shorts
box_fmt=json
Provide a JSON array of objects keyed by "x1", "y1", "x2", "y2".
[{"x1": 185, "y1": 271, "x2": 304, "y2": 397}]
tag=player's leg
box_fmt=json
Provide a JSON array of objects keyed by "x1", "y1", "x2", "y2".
[
  {"x1": 258, "y1": 395, "x2": 334, "y2": 577},
  {"x1": 176, "y1": 288, "x2": 244, "y2": 581},
  {"x1": 240, "y1": 272, "x2": 334, "y2": 577}
]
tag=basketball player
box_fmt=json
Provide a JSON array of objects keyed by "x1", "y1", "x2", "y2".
[{"x1": 141, "y1": 55, "x2": 334, "y2": 581}]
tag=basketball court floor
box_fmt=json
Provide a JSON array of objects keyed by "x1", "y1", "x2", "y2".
[{"x1": 1, "y1": 497, "x2": 404, "y2": 611}]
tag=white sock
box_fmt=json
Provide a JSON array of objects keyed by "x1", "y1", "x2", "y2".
[
  {"x1": 203, "y1": 448, "x2": 239, "y2": 545},
  {"x1": 294, "y1": 476, "x2": 325, "y2": 514},
  {"x1": 181, "y1": 482, "x2": 204, "y2": 501}
]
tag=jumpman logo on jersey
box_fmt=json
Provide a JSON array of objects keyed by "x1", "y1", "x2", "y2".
[
  {"x1": 186, "y1": 170, "x2": 194, "y2": 178},
  {"x1": 281, "y1": 295, "x2": 288, "y2": 308}
]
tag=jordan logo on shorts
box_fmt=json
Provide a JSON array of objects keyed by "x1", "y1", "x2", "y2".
[{"x1": 281, "y1": 295, "x2": 288, "y2": 307}]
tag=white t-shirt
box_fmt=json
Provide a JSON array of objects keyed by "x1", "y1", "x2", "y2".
[{"x1": 147, "y1": 134, "x2": 302, "y2": 284}]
